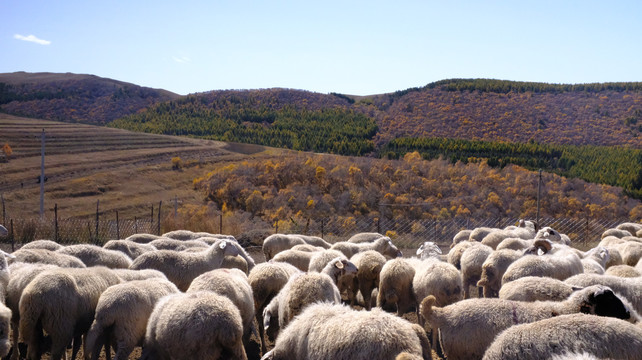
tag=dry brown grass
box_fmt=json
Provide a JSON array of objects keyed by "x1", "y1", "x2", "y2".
[{"x1": 0, "y1": 114, "x2": 286, "y2": 221}]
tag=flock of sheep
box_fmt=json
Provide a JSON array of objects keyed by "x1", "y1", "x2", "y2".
[{"x1": 0, "y1": 221, "x2": 640, "y2": 359}]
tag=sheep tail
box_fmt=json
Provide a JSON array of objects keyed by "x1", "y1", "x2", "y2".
[{"x1": 419, "y1": 295, "x2": 437, "y2": 323}]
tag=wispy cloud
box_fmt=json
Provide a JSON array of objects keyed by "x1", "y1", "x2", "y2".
[
  {"x1": 173, "y1": 56, "x2": 191, "y2": 64},
  {"x1": 14, "y1": 34, "x2": 51, "y2": 45}
]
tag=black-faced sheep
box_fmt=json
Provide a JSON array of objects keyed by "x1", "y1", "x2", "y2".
[
  {"x1": 247, "y1": 262, "x2": 301, "y2": 354},
  {"x1": 57, "y1": 244, "x2": 133, "y2": 269},
  {"x1": 420, "y1": 285, "x2": 633, "y2": 360},
  {"x1": 83, "y1": 277, "x2": 179, "y2": 360},
  {"x1": 129, "y1": 239, "x2": 240, "y2": 291},
  {"x1": 143, "y1": 291, "x2": 247, "y2": 360},
  {"x1": 261, "y1": 302, "x2": 431, "y2": 360},
  {"x1": 481, "y1": 314, "x2": 642, "y2": 360},
  {"x1": 565, "y1": 273, "x2": 642, "y2": 315},
  {"x1": 19, "y1": 266, "x2": 122, "y2": 360}
]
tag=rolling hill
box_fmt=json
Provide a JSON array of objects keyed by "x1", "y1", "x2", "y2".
[{"x1": 0, "y1": 72, "x2": 179, "y2": 125}]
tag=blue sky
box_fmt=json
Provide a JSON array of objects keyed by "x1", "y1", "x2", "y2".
[{"x1": 1, "y1": 1, "x2": 641, "y2": 96}]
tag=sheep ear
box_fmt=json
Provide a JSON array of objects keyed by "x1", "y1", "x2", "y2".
[
  {"x1": 0, "y1": 250, "x2": 15, "y2": 259},
  {"x1": 335, "y1": 260, "x2": 344, "y2": 269},
  {"x1": 219, "y1": 241, "x2": 227, "y2": 250},
  {"x1": 570, "y1": 286, "x2": 584, "y2": 292}
]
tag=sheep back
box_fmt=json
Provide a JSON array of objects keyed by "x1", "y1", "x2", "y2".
[
  {"x1": 378, "y1": 258, "x2": 416, "y2": 315},
  {"x1": 482, "y1": 314, "x2": 642, "y2": 360},
  {"x1": 144, "y1": 291, "x2": 247, "y2": 360}
]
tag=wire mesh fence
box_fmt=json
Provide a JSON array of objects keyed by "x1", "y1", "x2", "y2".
[{"x1": 0, "y1": 213, "x2": 629, "y2": 251}]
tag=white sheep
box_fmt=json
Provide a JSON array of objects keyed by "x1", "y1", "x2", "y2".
[
  {"x1": 481, "y1": 314, "x2": 642, "y2": 360},
  {"x1": 264, "y1": 257, "x2": 355, "y2": 336},
  {"x1": 10, "y1": 248, "x2": 86, "y2": 268},
  {"x1": 19, "y1": 266, "x2": 122, "y2": 360},
  {"x1": 307, "y1": 249, "x2": 347, "y2": 272},
  {"x1": 480, "y1": 222, "x2": 537, "y2": 249},
  {"x1": 262, "y1": 234, "x2": 306, "y2": 260},
  {"x1": 498, "y1": 276, "x2": 575, "y2": 302},
  {"x1": 0, "y1": 250, "x2": 15, "y2": 302},
  {"x1": 19, "y1": 240, "x2": 63, "y2": 251},
  {"x1": 124, "y1": 233, "x2": 160, "y2": 244},
  {"x1": 142, "y1": 291, "x2": 247, "y2": 360},
  {"x1": 377, "y1": 258, "x2": 416, "y2": 316},
  {"x1": 129, "y1": 239, "x2": 240, "y2": 291},
  {"x1": 605, "y1": 264, "x2": 641, "y2": 277},
  {"x1": 102, "y1": 239, "x2": 156, "y2": 260},
  {"x1": 420, "y1": 285, "x2": 633, "y2": 360},
  {"x1": 57, "y1": 244, "x2": 133, "y2": 269},
  {"x1": 601, "y1": 228, "x2": 632, "y2": 239},
  {"x1": 346, "y1": 232, "x2": 386, "y2": 243},
  {"x1": 111, "y1": 268, "x2": 167, "y2": 282},
  {"x1": 331, "y1": 236, "x2": 402, "y2": 259},
  {"x1": 459, "y1": 242, "x2": 493, "y2": 298},
  {"x1": 565, "y1": 273, "x2": 642, "y2": 315},
  {"x1": 616, "y1": 222, "x2": 642, "y2": 236},
  {"x1": 447, "y1": 241, "x2": 474, "y2": 270},
  {"x1": 83, "y1": 277, "x2": 179, "y2": 360},
  {"x1": 294, "y1": 235, "x2": 331, "y2": 249},
  {"x1": 476, "y1": 248, "x2": 523, "y2": 297},
  {"x1": 187, "y1": 268, "x2": 255, "y2": 346},
  {"x1": 350, "y1": 250, "x2": 387, "y2": 310},
  {"x1": 161, "y1": 229, "x2": 201, "y2": 240},
  {"x1": 0, "y1": 302, "x2": 10, "y2": 358},
  {"x1": 501, "y1": 240, "x2": 584, "y2": 284},
  {"x1": 609, "y1": 240, "x2": 642, "y2": 266},
  {"x1": 289, "y1": 244, "x2": 325, "y2": 252},
  {"x1": 148, "y1": 238, "x2": 208, "y2": 251},
  {"x1": 271, "y1": 249, "x2": 314, "y2": 271},
  {"x1": 261, "y1": 302, "x2": 431, "y2": 360},
  {"x1": 580, "y1": 246, "x2": 609, "y2": 274},
  {"x1": 416, "y1": 241, "x2": 445, "y2": 260},
  {"x1": 451, "y1": 229, "x2": 472, "y2": 248},
  {"x1": 468, "y1": 226, "x2": 498, "y2": 242},
  {"x1": 5, "y1": 262, "x2": 58, "y2": 360},
  {"x1": 247, "y1": 262, "x2": 301, "y2": 354}
]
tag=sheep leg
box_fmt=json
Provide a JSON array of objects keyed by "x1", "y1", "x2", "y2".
[
  {"x1": 477, "y1": 286, "x2": 483, "y2": 298},
  {"x1": 69, "y1": 334, "x2": 82, "y2": 360},
  {"x1": 256, "y1": 311, "x2": 267, "y2": 355},
  {"x1": 9, "y1": 320, "x2": 19, "y2": 360}
]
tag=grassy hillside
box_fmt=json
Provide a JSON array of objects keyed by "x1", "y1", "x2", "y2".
[
  {"x1": 0, "y1": 72, "x2": 179, "y2": 124},
  {"x1": 0, "y1": 114, "x2": 280, "y2": 220}
]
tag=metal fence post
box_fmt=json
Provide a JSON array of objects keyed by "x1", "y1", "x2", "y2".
[
  {"x1": 116, "y1": 211, "x2": 120, "y2": 240},
  {"x1": 95, "y1": 200, "x2": 100, "y2": 244},
  {"x1": 219, "y1": 214, "x2": 223, "y2": 234},
  {"x1": 157, "y1": 201, "x2": 162, "y2": 236},
  {"x1": 54, "y1": 203, "x2": 58, "y2": 242}
]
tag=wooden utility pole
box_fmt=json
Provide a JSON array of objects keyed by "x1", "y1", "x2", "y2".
[{"x1": 40, "y1": 129, "x2": 45, "y2": 219}]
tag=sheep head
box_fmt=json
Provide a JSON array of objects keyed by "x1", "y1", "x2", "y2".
[
  {"x1": 379, "y1": 237, "x2": 403, "y2": 258},
  {"x1": 575, "y1": 285, "x2": 631, "y2": 321},
  {"x1": 535, "y1": 227, "x2": 564, "y2": 243},
  {"x1": 217, "y1": 239, "x2": 240, "y2": 257},
  {"x1": 523, "y1": 239, "x2": 553, "y2": 255},
  {"x1": 333, "y1": 258, "x2": 358, "y2": 276},
  {"x1": 416, "y1": 241, "x2": 442, "y2": 260}
]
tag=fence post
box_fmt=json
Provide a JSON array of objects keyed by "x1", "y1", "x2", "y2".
[
  {"x1": 219, "y1": 214, "x2": 223, "y2": 234},
  {"x1": 585, "y1": 217, "x2": 590, "y2": 244},
  {"x1": 377, "y1": 218, "x2": 381, "y2": 234},
  {"x1": 321, "y1": 219, "x2": 325, "y2": 238},
  {"x1": 275, "y1": 221, "x2": 278, "y2": 234},
  {"x1": 116, "y1": 211, "x2": 120, "y2": 240},
  {"x1": 10, "y1": 219, "x2": 14, "y2": 252},
  {"x1": 157, "y1": 201, "x2": 162, "y2": 236},
  {"x1": 1, "y1": 193, "x2": 5, "y2": 225},
  {"x1": 151, "y1": 205, "x2": 154, "y2": 232},
  {"x1": 95, "y1": 200, "x2": 100, "y2": 244},
  {"x1": 54, "y1": 203, "x2": 58, "y2": 243},
  {"x1": 134, "y1": 216, "x2": 138, "y2": 234}
]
